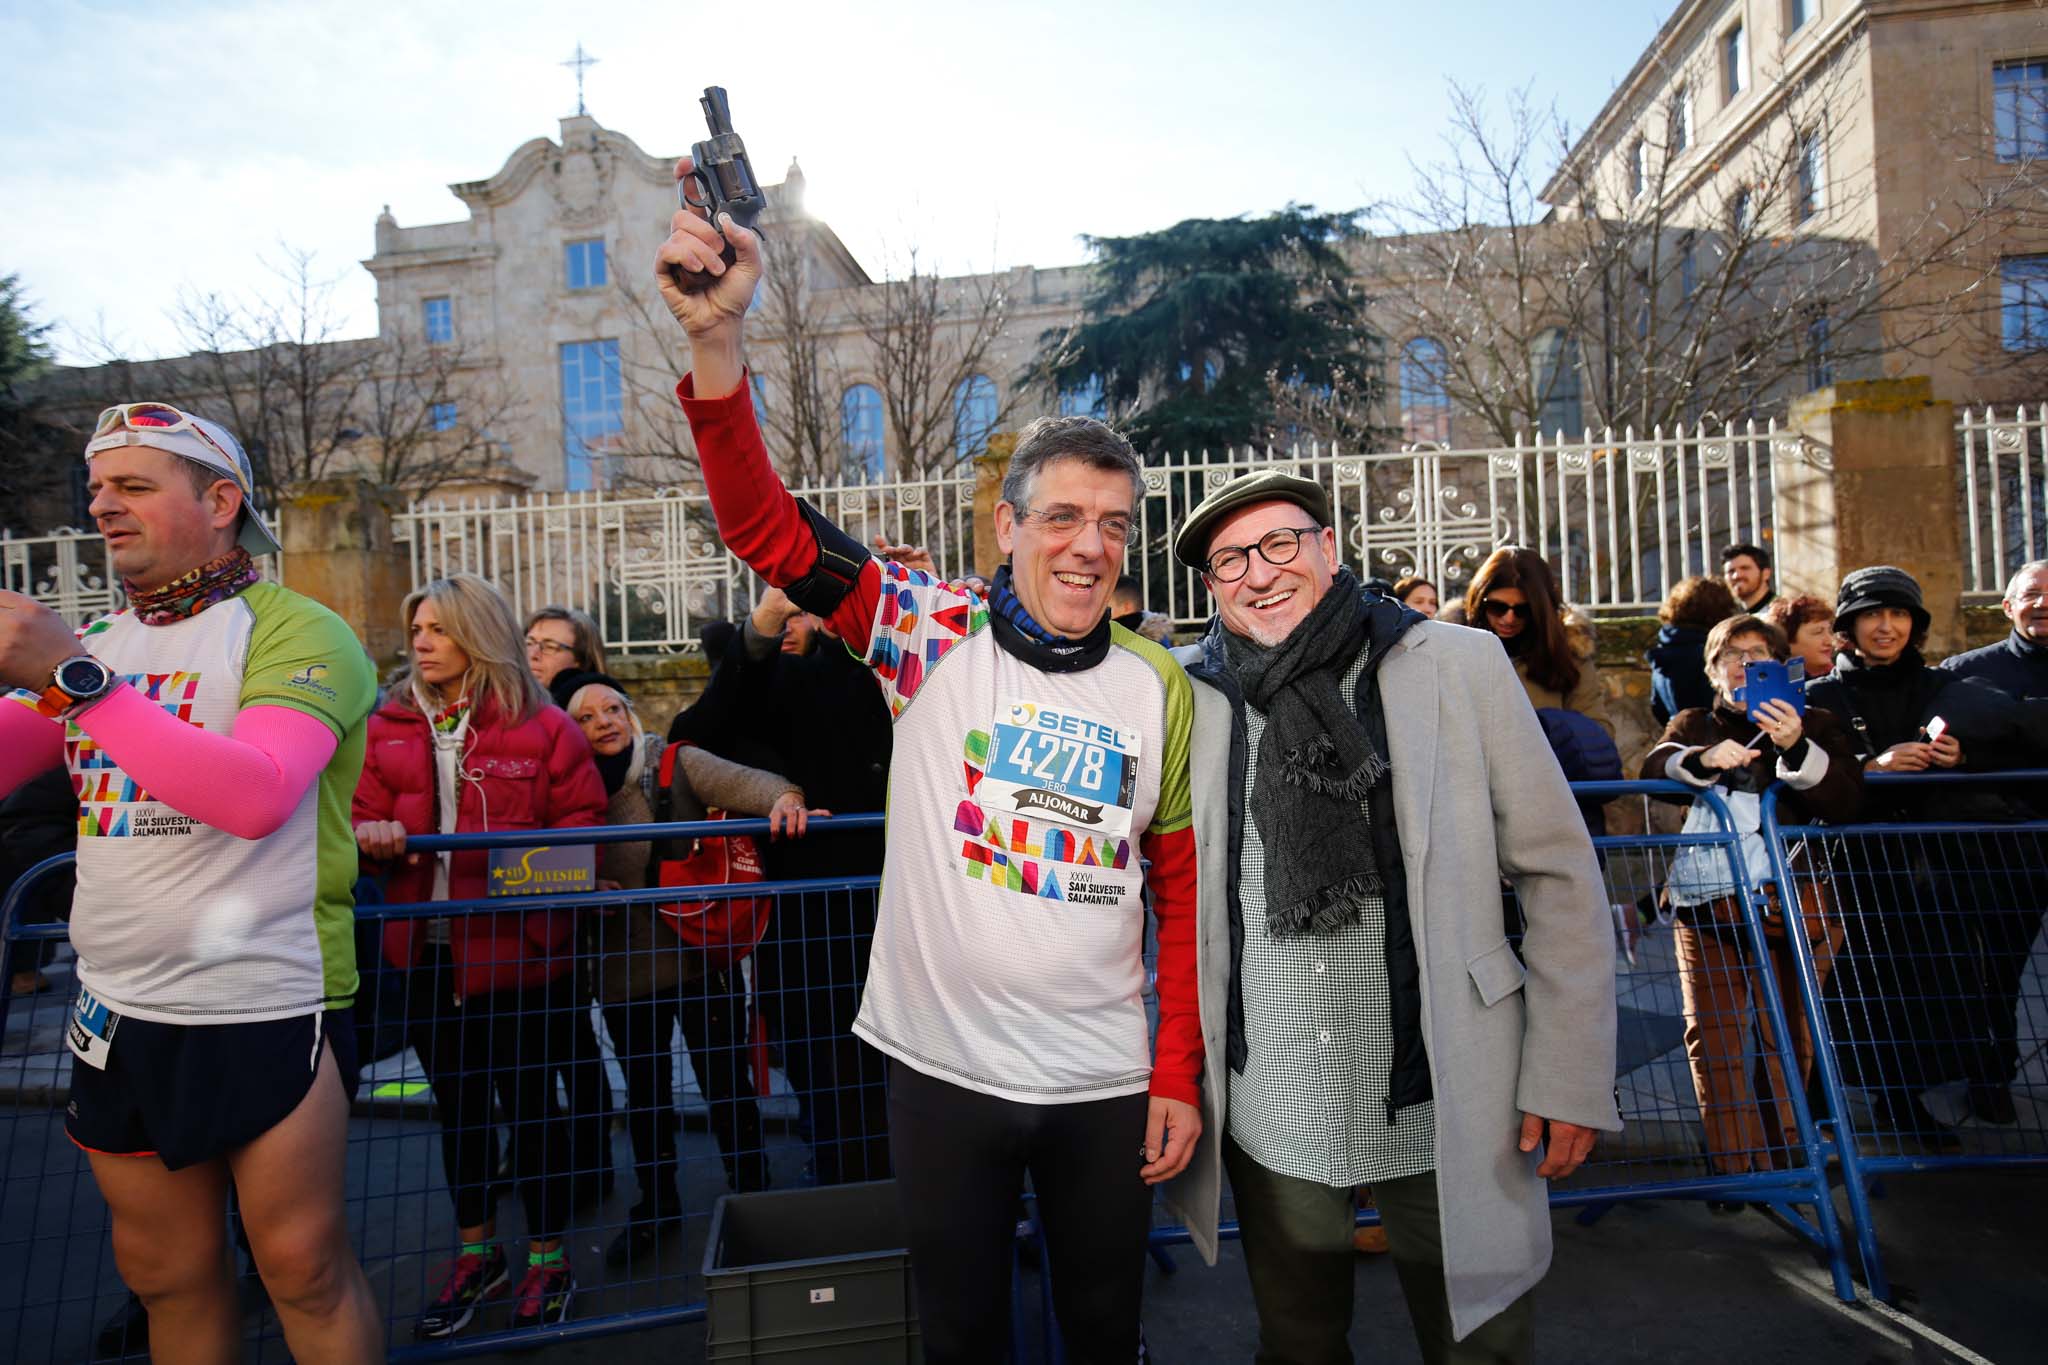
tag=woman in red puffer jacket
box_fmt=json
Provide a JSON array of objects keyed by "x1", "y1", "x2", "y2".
[{"x1": 352, "y1": 572, "x2": 607, "y2": 1338}]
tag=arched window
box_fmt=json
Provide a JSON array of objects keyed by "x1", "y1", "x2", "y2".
[
  {"x1": 953, "y1": 374, "x2": 998, "y2": 461},
  {"x1": 841, "y1": 383, "x2": 884, "y2": 480},
  {"x1": 1531, "y1": 330, "x2": 1584, "y2": 438},
  {"x1": 1058, "y1": 374, "x2": 1106, "y2": 420},
  {"x1": 1398, "y1": 337, "x2": 1450, "y2": 443}
]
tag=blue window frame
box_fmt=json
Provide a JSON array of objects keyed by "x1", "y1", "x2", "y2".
[
  {"x1": 1807, "y1": 314, "x2": 1833, "y2": 389},
  {"x1": 1787, "y1": 0, "x2": 1812, "y2": 32},
  {"x1": 2003, "y1": 255, "x2": 2048, "y2": 352},
  {"x1": 841, "y1": 383, "x2": 884, "y2": 480},
  {"x1": 422, "y1": 296, "x2": 453, "y2": 344},
  {"x1": 953, "y1": 375, "x2": 998, "y2": 461},
  {"x1": 431, "y1": 402, "x2": 457, "y2": 432},
  {"x1": 1796, "y1": 130, "x2": 1825, "y2": 221},
  {"x1": 1058, "y1": 374, "x2": 1107, "y2": 419},
  {"x1": 1723, "y1": 22, "x2": 1746, "y2": 101},
  {"x1": 1398, "y1": 338, "x2": 1450, "y2": 443},
  {"x1": 1994, "y1": 59, "x2": 2048, "y2": 163},
  {"x1": 1670, "y1": 89, "x2": 1691, "y2": 155},
  {"x1": 1532, "y1": 330, "x2": 1583, "y2": 438},
  {"x1": 560, "y1": 339, "x2": 622, "y2": 490},
  {"x1": 564, "y1": 239, "x2": 608, "y2": 291}
]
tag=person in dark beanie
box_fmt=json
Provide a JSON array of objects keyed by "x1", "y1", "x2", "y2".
[{"x1": 1805, "y1": 565, "x2": 2034, "y2": 1139}]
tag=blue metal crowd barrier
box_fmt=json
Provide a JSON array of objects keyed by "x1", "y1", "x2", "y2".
[
  {"x1": 2, "y1": 779, "x2": 2043, "y2": 1359},
  {"x1": 1760, "y1": 770, "x2": 2048, "y2": 1305}
]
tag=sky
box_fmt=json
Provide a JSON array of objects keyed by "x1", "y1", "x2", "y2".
[{"x1": 2, "y1": 0, "x2": 1674, "y2": 365}]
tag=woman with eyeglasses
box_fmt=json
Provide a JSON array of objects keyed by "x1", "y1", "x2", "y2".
[
  {"x1": 1464, "y1": 546, "x2": 1615, "y2": 743},
  {"x1": 523, "y1": 604, "x2": 619, "y2": 1215},
  {"x1": 525, "y1": 606, "x2": 607, "y2": 689},
  {"x1": 1641, "y1": 614, "x2": 1859, "y2": 1197}
]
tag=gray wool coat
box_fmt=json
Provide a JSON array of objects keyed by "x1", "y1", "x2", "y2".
[{"x1": 1164, "y1": 618, "x2": 1622, "y2": 1340}]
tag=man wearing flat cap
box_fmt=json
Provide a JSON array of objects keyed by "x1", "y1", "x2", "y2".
[{"x1": 1160, "y1": 470, "x2": 1621, "y2": 1363}]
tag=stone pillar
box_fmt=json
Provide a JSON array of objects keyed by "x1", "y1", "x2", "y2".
[
  {"x1": 280, "y1": 478, "x2": 414, "y2": 667},
  {"x1": 1778, "y1": 377, "x2": 1963, "y2": 654},
  {"x1": 972, "y1": 435, "x2": 1015, "y2": 580}
]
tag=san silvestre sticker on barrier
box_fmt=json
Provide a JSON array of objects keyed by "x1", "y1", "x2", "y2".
[{"x1": 487, "y1": 844, "x2": 598, "y2": 897}]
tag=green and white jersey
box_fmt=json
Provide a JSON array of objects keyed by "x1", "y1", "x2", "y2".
[{"x1": 62, "y1": 583, "x2": 375, "y2": 1024}]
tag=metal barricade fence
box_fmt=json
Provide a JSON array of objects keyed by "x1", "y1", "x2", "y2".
[
  {"x1": 1760, "y1": 771, "x2": 2048, "y2": 1305},
  {"x1": 0, "y1": 817, "x2": 893, "y2": 1362},
  {"x1": 4, "y1": 780, "x2": 2041, "y2": 1356},
  {"x1": 1136, "y1": 780, "x2": 1860, "y2": 1311}
]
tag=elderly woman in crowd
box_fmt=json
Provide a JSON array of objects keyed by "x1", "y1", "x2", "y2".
[
  {"x1": 354, "y1": 574, "x2": 608, "y2": 1337},
  {"x1": 555, "y1": 670, "x2": 827, "y2": 1268},
  {"x1": 1765, "y1": 594, "x2": 1838, "y2": 687},
  {"x1": 1647, "y1": 575, "x2": 1739, "y2": 726},
  {"x1": 1642, "y1": 615, "x2": 1861, "y2": 1199}
]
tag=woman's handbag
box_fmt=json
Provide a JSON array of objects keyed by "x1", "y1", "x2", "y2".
[{"x1": 650, "y1": 743, "x2": 774, "y2": 970}]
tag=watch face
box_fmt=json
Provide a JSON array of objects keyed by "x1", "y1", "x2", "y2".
[{"x1": 57, "y1": 656, "x2": 111, "y2": 697}]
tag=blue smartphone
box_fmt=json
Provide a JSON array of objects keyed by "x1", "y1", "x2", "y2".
[{"x1": 1737, "y1": 659, "x2": 1806, "y2": 722}]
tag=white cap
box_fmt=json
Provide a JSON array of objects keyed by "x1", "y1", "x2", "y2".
[{"x1": 85, "y1": 406, "x2": 282, "y2": 557}]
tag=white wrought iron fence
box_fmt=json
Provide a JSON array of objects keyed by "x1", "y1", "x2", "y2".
[
  {"x1": 0, "y1": 529, "x2": 123, "y2": 627},
  {"x1": 1130, "y1": 422, "x2": 1782, "y2": 626},
  {"x1": 394, "y1": 423, "x2": 1783, "y2": 650},
  {"x1": 391, "y1": 471, "x2": 977, "y2": 654},
  {"x1": 1960, "y1": 407, "x2": 2048, "y2": 601}
]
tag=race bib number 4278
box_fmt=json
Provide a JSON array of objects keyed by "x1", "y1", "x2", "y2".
[{"x1": 981, "y1": 699, "x2": 1141, "y2": 838}]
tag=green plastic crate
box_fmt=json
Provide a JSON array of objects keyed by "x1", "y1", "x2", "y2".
[{"x1": 702, "y1": 1179, "x2": 922, "y2": 1362}]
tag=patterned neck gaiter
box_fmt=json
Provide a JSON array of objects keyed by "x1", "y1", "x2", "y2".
[{"x1": 125, "y1": 547, "x2": 261, "y2": 626}]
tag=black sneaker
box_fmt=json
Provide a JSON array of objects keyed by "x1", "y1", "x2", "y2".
[
  {"x1": 92, "y1": 1292, "x2": 148, "y2": 1360},
  {"x1": 415, "y1": 1246, "x2": 509, "y2": 1339},
  {"x1": 1969, "y1": 1084, "x2": 2019, "y2": 1126},
  {"x1": 510, "y1": 1259, "x2": 575, "y2": 1330},
  {"x1": 605, "y1": 1208, "x2": 683, "y2": 1269}
]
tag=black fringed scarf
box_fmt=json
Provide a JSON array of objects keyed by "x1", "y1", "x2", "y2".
[{"x1": 1221, "y1": 568, "x2": 1391, "y2": 936}]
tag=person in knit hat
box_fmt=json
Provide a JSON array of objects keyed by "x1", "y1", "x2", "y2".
[{"x1": 1805, "y1": 565, "x2": 2031, "y2": 1140}]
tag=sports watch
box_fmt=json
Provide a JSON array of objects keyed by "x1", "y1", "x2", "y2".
[{"x1": 36, "y1": 654, "x2": 117, "y2": 719}]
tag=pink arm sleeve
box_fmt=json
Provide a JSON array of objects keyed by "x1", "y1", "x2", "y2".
[
  {"x1": 72, "y1": 686, "x2": 339, "y2": 840},
  {"x1": 0, "y1": 703, "x2": 65, "y2": 795}
]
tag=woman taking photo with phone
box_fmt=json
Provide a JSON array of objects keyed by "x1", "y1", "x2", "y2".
[{"x1": 1641, "y1": 614, "x2": 1860, "y2": 1193}]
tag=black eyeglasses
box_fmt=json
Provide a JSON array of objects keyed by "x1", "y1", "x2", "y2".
[
  {"x1": 1482, "y1": 599, "x2": 1531, "y2": 621},
  {"x1": 1203, "y1": 527, "x2": 1324, "y2": 582}
]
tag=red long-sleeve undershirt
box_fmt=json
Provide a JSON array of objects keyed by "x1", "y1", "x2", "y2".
[{"x1": 676, "y1": 371, "x2": 1204, "y2": 1105}]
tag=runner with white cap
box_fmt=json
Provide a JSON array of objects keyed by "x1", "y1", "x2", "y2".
[{"x1": 0, "y1": 401, "x2": 380, "y2": 1364}]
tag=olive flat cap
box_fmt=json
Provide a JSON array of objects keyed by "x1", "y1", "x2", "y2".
[{"x1": 1172, "y1": 469, "x2": 1333, "y2": 570}]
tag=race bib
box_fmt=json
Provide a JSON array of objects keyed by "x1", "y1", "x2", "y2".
[
  {"x1": 66, "y1": 986, "x2": 120, "y2": 1070},
  {"x1": 981, "y1": 698, "x2": 1141, "y2": 838}
]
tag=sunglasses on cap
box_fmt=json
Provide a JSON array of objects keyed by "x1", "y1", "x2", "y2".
[
  {"x1": 92, "y1": 403, "x2": 243, "y2": 480},
  {"x1": 1482, "y1": 598, "x2": 1532, "y2": 621}
]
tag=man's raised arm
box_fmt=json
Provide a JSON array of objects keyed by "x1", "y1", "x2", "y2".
[{"x1": 655, "y1": 158, "x2": 879, "y2": 651}]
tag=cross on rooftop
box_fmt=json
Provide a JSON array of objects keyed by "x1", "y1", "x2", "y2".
[{"x1": 561, "y1": 41, "x2": 598, "y2": 117}]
